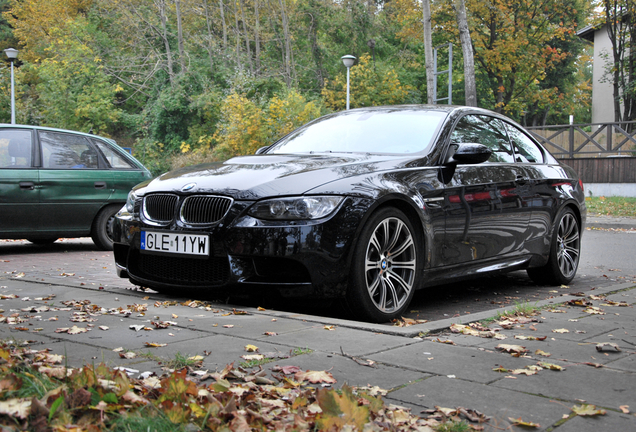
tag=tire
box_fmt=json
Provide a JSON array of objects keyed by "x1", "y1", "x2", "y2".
[
  {"x1": 91, "y1": 204, "x2": 122, "y2": 251},
  {"x1": 27, "y1": 238, "x2": 58, "y2": 245},
  {"x1": 347, "y1": 208, "x2": 420, "y2": 323},
  {"x1": 527, "y1": 207, "x2": 581, "y2": 285}
]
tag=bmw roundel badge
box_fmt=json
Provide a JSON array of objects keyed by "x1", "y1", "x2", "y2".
[{"x1": 181, "y1": 182, "x2": 197, "y2": 192}]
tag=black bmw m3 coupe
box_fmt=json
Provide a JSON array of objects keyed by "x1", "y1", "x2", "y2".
[{"x1": 113, "y1": 105, "x2": 585, "y2": 322}]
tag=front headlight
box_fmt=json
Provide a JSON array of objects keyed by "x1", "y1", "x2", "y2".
[
  {"x1": 125, "y1": 190, "x2": 139, "y2": 213},
  {"x1": 248, "y1": 196, "x2": 344, "y2": 220}
]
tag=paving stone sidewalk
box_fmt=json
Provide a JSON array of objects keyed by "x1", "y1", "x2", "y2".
[{"x1": 0, "y1": 274, "x2": 635, "y2": 431}]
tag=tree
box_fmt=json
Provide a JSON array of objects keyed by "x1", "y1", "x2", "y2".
[
  {"x1": 463, "y1": 0, "x2": 588, "y2": 116},
  {"x1": 600, "y1": 0, "x2": 636, "y2": 122},
  {"x1": 422, "y1": 0, "x2": 434, "y2": 104},
  {"x1": 454, "y1": 0, "x2": 476, "y2": 106},
  {"x1": 321, "y1": 54, "x2": 411, "y2": 110}
]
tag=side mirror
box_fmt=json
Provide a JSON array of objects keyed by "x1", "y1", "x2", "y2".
[
  {"x1": 446, "y1": 143, "x2": 492, "y2": 165},
  {"x1": 255, "y1": 146, "x2": 269, "y2": 155}
]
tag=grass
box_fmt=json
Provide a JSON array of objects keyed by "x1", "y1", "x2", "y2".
[
  {"x1": 494, "y1": 301, "x2": 539, "y2": 320},
  {"x1": 585, "y1": 196, "x2": 636, "y2": 217},
  {"x1": 434, "y1": 420, "x2": 471, "y2": 432}
]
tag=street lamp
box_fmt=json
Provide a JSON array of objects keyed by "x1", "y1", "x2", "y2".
[
  {"x1": 341, "y1": 55, "x2": 356, "y2": 110},
  {"x1": 4, "y1": 48, "x2": 18, "y2": 124}
]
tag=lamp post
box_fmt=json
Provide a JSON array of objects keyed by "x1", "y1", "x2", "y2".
[
  {"x1": 4, "y1": 48, "x2": 18, "y2": 124},
  {"x1": 341, "y1": 55, "x2": 356, "y2": 110}
]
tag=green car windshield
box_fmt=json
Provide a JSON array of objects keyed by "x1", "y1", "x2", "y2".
[{"x1": 268, "y1": 109, "x2": 447, "y2": 155}]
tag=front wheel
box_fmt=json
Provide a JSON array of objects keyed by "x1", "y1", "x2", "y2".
[
  {"x1": 527, "y1": 207, "x2": 581, "y2": 285},
  {"x1": 91, "y1": 204, "x2": 122, "y2": 251},
  {"x1": 347, "y1": 208, "x2": 420, "y2": 323}
]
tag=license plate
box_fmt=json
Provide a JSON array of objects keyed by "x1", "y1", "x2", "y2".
[{"x1": 141, "y1": 231, "x2": 209, "y2": 256}]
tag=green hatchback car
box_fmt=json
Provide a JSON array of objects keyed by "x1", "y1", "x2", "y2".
[{"x1": 0, "y1": 124, "x2": 152, "y2": 250}]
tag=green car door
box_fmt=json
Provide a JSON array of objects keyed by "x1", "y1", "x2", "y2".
[
  {"x1": 37, "y1": 130, "x2": 114, "y2": 236},
  {"x1": 0, "y1": 128, "x2": 39, "y2": 235}
]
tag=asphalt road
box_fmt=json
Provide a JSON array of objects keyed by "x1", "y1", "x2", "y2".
[{"x1": 1, "y1": 227, "x2": 635, "y2": 324}]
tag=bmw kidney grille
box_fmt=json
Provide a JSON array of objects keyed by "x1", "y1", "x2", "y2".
[{"x1": 142, "y1": 193, "x2": 232, "y2": 225}]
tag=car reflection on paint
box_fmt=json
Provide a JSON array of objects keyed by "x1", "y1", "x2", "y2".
[{"x1": 113, "y1": 105, "x2": 586, "y2": 323}]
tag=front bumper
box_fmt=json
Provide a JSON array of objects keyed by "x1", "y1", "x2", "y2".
[{"x1": 113, "y1": 197, "x2": 369, "y2": 298}]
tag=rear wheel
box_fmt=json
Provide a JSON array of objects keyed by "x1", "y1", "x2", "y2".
[
  {"x1": 527, "y1": 207, "x2": 580, "y2": 285},
  {"x1": 91, "y1": 204, "x2": 122, "y2": 251},
  {"x1": 347, "y1": 208, "x2": 419, "y2": 323}
]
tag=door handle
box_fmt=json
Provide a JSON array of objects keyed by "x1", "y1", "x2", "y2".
[
  {"x1": 94, "y1": 181, "x2": 107, "y2": 189},
  {"x1": 19, "y1": 181, "x2": 35, "y2": 190}
]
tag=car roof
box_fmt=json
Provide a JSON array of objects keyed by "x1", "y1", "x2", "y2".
[{"x1": 0, "y1": 123, "x2": 115, "y2": 143}]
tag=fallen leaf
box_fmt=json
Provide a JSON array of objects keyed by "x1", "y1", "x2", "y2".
[
  {"x1": 619, "y1": 405, "x2": 630, "y2": 414},
  {"x1": 552, "y1": 328, "x2": 570, "y2": 333},
  {"x1": 496, "y1": 344, "x2": 528, "y2": 354},
  {"x1": 572, "y1": 404, "x2": 606, "y2": 416},
  {"x1": 223, "y1": 325, "x2": 234, "y2": 328},
  {"x1": 508, "y1": 417, "x2": 540, "y2": 428},
  {"x1": 264, "y1": 332, "x2": 278, "y2": 336},
  {"x1": 144, "y1": 342, "x2": 167, "y2": 348},
  {"x1": 295, "y1": 370, "x2": 337, "y2": 384},
  {"x1": 245, "y1": 344, "x2": 259, "y2": 352},
  {"x1": 584, "y1": 307, "x2": 605, "y2": 315},
  {"x1": 324, "y1": 325, "x2": 336, "y2": 331},
  {"x1": 596, "y1": 342, "x2": 621, "y2": 352},
  {"x1": 0, "y1": 398, "x2": 31, "y2": 419},
  {"x1": 241, "y1": 354, "x2": 264, "y2": 361},
  {"x1": 535, "y1": 349, "x2": 551, "y2": 357},
  {"x1": 272, "y1": 365, "x2": 302, "y2": 375},
  {"x1": 538, "y1": 362, "x2": 564, "y2": 371}
]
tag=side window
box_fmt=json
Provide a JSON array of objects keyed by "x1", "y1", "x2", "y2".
[
  {"x1": 450, "y1": 115, "x2": 514, "y2": 163},
  {"x1": 0, "y1": 129, "x2": 33, "y2": 168},
  {"x1": 40, "y1": 131, "x2": 98, "y2": 169},
  {"x1": 91, "y1": 139, "x2": 135, "y2": 169},
  {"x1": 505, "y1": 123, "x2": 544, "y2": 163}
]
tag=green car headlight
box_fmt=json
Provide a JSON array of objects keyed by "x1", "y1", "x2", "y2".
[{"x1": 248, "y1": 196, "x2": 344, "y2": 220}]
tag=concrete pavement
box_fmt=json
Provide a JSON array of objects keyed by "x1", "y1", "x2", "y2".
[{"x1": 0, "y1": 214, "x2": 635, "y2": 430}]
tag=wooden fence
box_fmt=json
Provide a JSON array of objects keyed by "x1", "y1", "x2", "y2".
[
  {"x1": 559, "y1": 157, "x2": 636, "y2": 183},
  {"x1": 526, "y1": 122, "x2": 636, "y2": 159}
]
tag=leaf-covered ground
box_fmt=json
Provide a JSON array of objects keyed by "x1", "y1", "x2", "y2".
[
  {"x1": 0, "y1": 339, "x2": 492, "y2": 431},
  {"x1": 586, "y1": 196, "x2": 636, "y2": 217}
]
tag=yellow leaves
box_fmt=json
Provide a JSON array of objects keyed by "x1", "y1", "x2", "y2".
[
  {"x1": 321, "y1": 54, "x2": 410, "y2": 110},
  {"x1": 509, "y1": 417, "x2": 540, "y2": 428},
  {"x1": 571, "y1": 404, "x2": 606, "y2": 417},
  {"x1": 294, "y1": 370, "x2": 337, "y2": 384},
  {"x1": 244, "y1": 344, "x2": 259, "y2": 352},
  {"x1": 315, "y1": 385, "x2": 369, "y2": 431}
]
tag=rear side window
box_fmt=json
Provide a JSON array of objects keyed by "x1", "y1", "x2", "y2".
[
  {"x1": 0, "y1": 129, "x2": 33, "y2": 168},
  {"x1": 505, "y1": 123, "x2": 544, "y2": 163},
  {"x1": 451, "y1": 115, "x2": 514, "y2": 163},
  {"x1": 92, "y1": 139, "x2": 135, "y2": 169},
  {"x1": 40, "y1": 131, "x2": 98, "y2": 169}
]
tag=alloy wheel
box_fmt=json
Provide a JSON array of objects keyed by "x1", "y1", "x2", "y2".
[
  {"x1": 364, "y1": 217, "x2": 416, "y2": 313},
  {"x1": 556, "y1": 213, "x2": 580, "y2": 279}
]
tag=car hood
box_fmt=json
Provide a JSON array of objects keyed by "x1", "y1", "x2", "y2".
[{"x1": 140, "y1": 153, "x2": 419, "y2": 200}]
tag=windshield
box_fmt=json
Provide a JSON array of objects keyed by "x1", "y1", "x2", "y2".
[{"x1": 267, "y1": 109, "x2": 447, "y2": 155}]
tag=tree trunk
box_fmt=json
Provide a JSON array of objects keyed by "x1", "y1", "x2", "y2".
[
  {"x1": 254, "y1": 0, "x2": 261, "y2": 73},
  {"x1": 175, "y1": 0, "x2": 186, "y2": 74},
  {"x1": 239, "y1": 0, "x2": 253, "y2": 73},
  {"x1": 232, "y1": 0, "x2": 242, "y2": 71},
  {"x1": 157, "y1": 0, "x2": 174, "y2": 84},
  {"x1": 219, "y1": 0, "x2": 228, "y2": 53},
  {"x1": 203, "y1": 0, "x2": 215, "y2": 74},
  {"x1": 278, "y1": 0, "x2": 293, "y2": 86},
  {"x1": 455, "y1": 0, "x2": 477, "y2": 106},
  {"x1": 422, "y1": 0, "x2": 435, "y2": 104}
]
